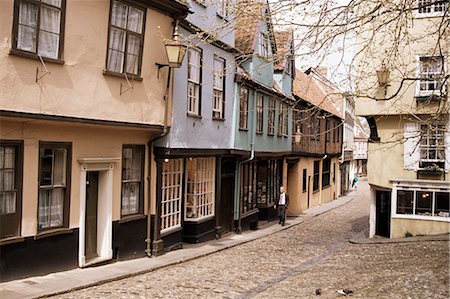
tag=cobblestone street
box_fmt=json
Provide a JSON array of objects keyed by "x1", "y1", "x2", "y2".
[{"x1": 51, "y1": 181, "x2": 449, "y2": 299}]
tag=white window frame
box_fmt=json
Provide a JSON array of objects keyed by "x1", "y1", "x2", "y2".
[
  {"x1": 213, "y1": 56, "x2": 225, "y2": 119},
  {"x1": 256, "y1": 93, "x2": 264, "y2": 133},
  {"x1": 187, "y1": 48, "x2": 201, "y2": 116},
  {"x1": 416, "y1": 55, "x2": 446, "y2": 97},
  {"x1": 217, "y1": 0, "x2": 230, "y2": 19},
  {"x1": 416, "y1": 0, "x2": 448, "y2": 17},
  {"x1": 268, "y1": 98, "x2": 275, "y2": 135},
  {"x1": 259, "y1": 32, "x2": 269, "y2": 58},
  {"x1": 161, "y1": 159, "x2": 183, "y2": 234},
  {"x1": 419, "y1": 123, "x2": 445, "y2": 167},
  {"x1": 239, "y1": 86, "x2": 248, "y2": 130},
  {"x1": 393, "y1": 188, "x2": 450, "y2": 220},
  {"x1": 184, "y1": 157, "x2": 215, "y2": 222}
]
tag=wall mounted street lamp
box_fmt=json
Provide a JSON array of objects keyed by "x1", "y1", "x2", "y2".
[
  {"x1": 156, "y1": 20, "x2": 187, "y2": 78},
  {"x1": 376, "y1": 65, "x2": 390, "y2": 87}
]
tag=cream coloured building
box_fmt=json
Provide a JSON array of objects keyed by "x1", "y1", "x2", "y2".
[
  {"x1": 355, "y1": 1, "x2": 449, "y2": 238},
  {"x1": 0, "y1": 0, "x2": 189, "y2": 281}
]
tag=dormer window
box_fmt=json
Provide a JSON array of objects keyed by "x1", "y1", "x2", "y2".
[{"x1": 259, "y1": 32, "x2": 269, "y2": 58}]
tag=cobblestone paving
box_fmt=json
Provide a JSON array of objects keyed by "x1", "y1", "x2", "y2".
[{"x1": 51, "y1": 182, "x2": 449, "y2": 299}]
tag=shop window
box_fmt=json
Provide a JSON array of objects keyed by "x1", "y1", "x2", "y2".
[
  {"x1": 241, "y1": 161, "x2": 257, "y2": 214},
  {"x1": 161, "y1": 159, "x2": 183, "y2": 232},
  {"x1": 257, "y1": 160, "x2": 280, "y2": 206},
  {"x1": 185, "y1": 157, "x2": 215, "y2": 220},
  {"x1": 12, "y1": 0, "x2": 66, "y2": 61},
  {"x1": 416, "y1": 191, "x2": 432, "y2": 216},
  {"x1": 0, "y1": 142, "x2": 23, "y2": 239},
  {"x1": 212, "y1": 56, "x2": 225, "y2": 119},
  {"x1": 121, "y1": 145, "x2": 144, "y2": 216},
  {"x1": 396, "y1": 190, "x2": 414, "y2": 214},
  {"x1": 106, "y1": 0, "x2": 145, "y2": 76},
  {"x1": 38, "y1": 142, "x2": 71, "y2": 230},
  {"x1": 435, "y1": 192, "x2": 450, "y2": 217},
  {"x1": 313, "y1": 160, "x2": 320, "y2": 192}
]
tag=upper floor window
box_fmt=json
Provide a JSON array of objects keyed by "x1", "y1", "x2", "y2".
[
  {"x1": 121, "y1": 145, "x2": 144, "y2": 216},
  {"x1": 217, "y1": 0, "x2": 231, "y2": 19},
  {"x1": 256, "y1": 93, "x2": 264, "y2": 133},
  {"x1": 12, "y1": 0, "x2": 66, "y2": 61},
  {"x1": 239, "y1": 86, "x2": 248, "y2": 130},
  {"x1": 417, "y1": 56, "x2": 445, "y2": 96},
  {"x1": 213, "y1": 56, "x2": 225, "y2": 119},
  {"x1": 419, "y1": 124, "x2": 445, "y2": 168},
  {"x1": 313, "y1": 160, "x2": 320, "y2": 192},
  {"x1": 259, "y1": 32, "x2": 269, "y2": 58},
  {"x1": 106, "y1": 0, "x2": 145, "y2": 76},
  {"x1": 38, "y1": 142, "x2": 71, "y2": 231},
  {"x1": 417, "y1": 0, "x2": 448, "y2": 15},
  {"x1": 268, "y1": 98, "x2": 275, "y2": 135},
  {"x1": 187, "y1": 48, "x2": 202, "y2": 116}
]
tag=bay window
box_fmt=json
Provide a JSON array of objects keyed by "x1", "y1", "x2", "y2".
[
  {"x1": 187, "y1": 48, "x2": 202, "y2": 116},
  {"x1": 38, "y1": 142, "x2": 71, "y2": 230},
  {"x1": 121, "y1": 145, "x2": 144, "y2": 216},
  {"x1": 185, "y1": 157, "x2": 215, "y2": 220},
  {"x1": 396, "y1": 189, "x2": 450, "y2": 218},
  {"x1": 106, "y1": 0, "x2": 145, "y2": 76},
  {"x1": 13, "y1": 0, "x2": 66, "y2": 60}
]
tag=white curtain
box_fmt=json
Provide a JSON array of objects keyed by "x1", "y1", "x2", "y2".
[
  {"x1": 125, "y1": 35, "x2": 140, "y2": 75},
  {"x1": 0, "y1": 147, "x2": 16, "y2": 215},
  {"x1": 38, "y1": 5, "x2": 61, "y2": 59},
  {"x1": 18, "y1": 2, "x2": 38, "y2": 53},
  {"x1": 39, "y1": 188, "x2": 64, "y2": 228}
]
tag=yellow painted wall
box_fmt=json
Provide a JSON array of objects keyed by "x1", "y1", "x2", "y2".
[
  {"x1": 287, "y1": 156, "x2": 339, "y2": 216},
  {"x1": 0, "y1": 0, "x2": 172, "y2": 125},
  {"x1": 391, "y1": 218, "x2": 450, "y2": 239},
  {"x1": 0, "y1": 118, "x2": 155, "y2": 237}
]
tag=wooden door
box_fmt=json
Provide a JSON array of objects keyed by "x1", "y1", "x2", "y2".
[{"x1": 85, "y1": 171, "x2": 99, "y2": 261}]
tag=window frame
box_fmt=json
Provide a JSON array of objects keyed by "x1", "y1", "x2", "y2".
[
  {"x1": 256, "y1": 93, "x2": 264, "y2": 134},
  {"x1": 395, "y1": 189, "x2": 450, "y2": 218},
  {"x1": 267, "y1": 98, "x2": 276, "y2": 135},
  {"x1": 0, "y1": 141, "x2": 24, "y2": 240},
  {"x1": 187, "y1": 47, "x2": 202, "y2": 117},
  {"x1": 239, "y1": 86, "x2": 249, "y2": 130},
  {"x1": 212, "y1": 56, "x2": 225, "y2": 120},
  {"x1": 11, "y1": 0, "x2": 67, "y2": 63},
  {"x1": 37, "y1": 141, "x2": 71, "y2": 232},
  {"x1": 416, "y1": 55, "x2": 446, "y2": 97},
  {"x1": 419, "y1": 123, "x2": 445, "y2": 168},
  {"x1": 259, "y1": 31, "x2": 269, "y2": 59},
  {"x1": 184, "y1": 157, "x2": 215, "y2": 222},
  {"x1": 416, "y1": 0, "x2": 448, "y2": 17},
  {"x1": 121, "y1": 144, "x2": 145, "y2": 217},
  {"x1": 160, "y1": 158, "x2": 183, "y2": 234},
  {"x1": 105, "y1": 0, "x2": 146, "y2": 78},
  {"x1": 322, "y1": 158, "x2": 331, "y2": 189},
  {"x1": 313, "y1": 160, "x2": 320, "y2": 192}
]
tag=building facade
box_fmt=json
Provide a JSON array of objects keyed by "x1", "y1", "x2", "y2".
[
  {"x1": 0, "y1": 0, "x2": 189, "y2": 281},
  {"x1": 355, "y1": 1, "x2": 449, "y2": 238}
]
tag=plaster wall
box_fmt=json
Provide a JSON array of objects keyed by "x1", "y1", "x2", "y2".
[
  {"x1": 0, "y1": 118, "x2": 155, "y2": 238},
  {"x1": 0, "y1": 0, "x2": 172, "y2": 125},
  {"x1": 156, "y1": 28, "x2": 235, "y2": 149},
  {"x1": 355, "y1": 16, "x2": 449, "y2": 116},
  {"x1": 366, "y1": 116, "x2": 417, "y2": 188},
  {"x1": 391, "y1": 218, "x2": 450, "y2": 239}
]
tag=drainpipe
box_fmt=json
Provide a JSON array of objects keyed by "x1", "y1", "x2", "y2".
[{"x1": 234, "y1": 88, "x2": 256, "y2": 233}]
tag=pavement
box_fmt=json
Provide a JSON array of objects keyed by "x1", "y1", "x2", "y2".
[{"x1": 0, "y1": 184, "x2": 447, "y2": 299}]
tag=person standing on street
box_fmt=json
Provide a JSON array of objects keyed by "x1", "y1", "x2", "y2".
[{"x1": 275, "y1": 186, "x2": 289, "y2": 226}]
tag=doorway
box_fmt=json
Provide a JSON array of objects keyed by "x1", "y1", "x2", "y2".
[
  {"x1": 220, "y1": 159, "x2": 235, "y2": 234},
  {"x1": 375, "y1": 191, "x2": 391, "y2": 237},
  {"x1": 85, "y1": 171, "x2": 99, "y2": 261}
]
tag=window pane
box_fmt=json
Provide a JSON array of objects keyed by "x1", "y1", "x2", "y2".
[
  {"x1": 111, "y1": 1, "x2": 127, "y2": 29},
  {"x1": 416, "y1": 191, "x2": 432, "y2": 215},
  {"x1": 50, "y1": 188, "x2": 64, "y2": 227},
  {"x1": 40, "y1": 148, "x2": 53, "y2": 186},
  {"x1": 38, "y1": 189, "x2": 50, "y2": 228},
  {"x1": 435, "y1": 192, "x2": 450, "y2": 217},
  {"x1": 40, "y1": 5, "x2": 61, "y2": 34},
  {"x1": 38, "y1": 31, "x2": 59, "y2": 59},
  {"x1": 0, "y1": 192, "x2": 16, "y2": 215},
  {"x1": 396, "y1": 190, "x2": 413, "y2": 214},
  {"x1": 18, "y1": 25, "x2": 37, "y2": 53},
  {"x1": 109, "y1": 27, "x2": 126, "y2": 51},
  {"x1": 53, "y1": 148, "x2": 66, "y2": 186},
  {"x1": 107, "y1": 50, "x2": 124, "y2": 73},
  {"x1": 127, "y1": 6, "x2": 143, "y2": 34},
  {"x1": 19, "y1": 2, "x2": 38, "y2": 27},
  {"x1": 42, "y1": 0, "x2": 62, "y2": 7}
]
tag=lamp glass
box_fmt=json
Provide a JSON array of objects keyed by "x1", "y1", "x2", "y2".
[{"x1": 165, "y1": 43, "x2": 187, "y2": 68}]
